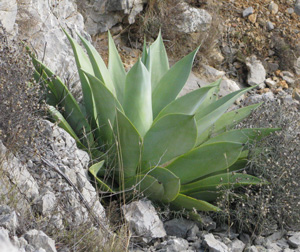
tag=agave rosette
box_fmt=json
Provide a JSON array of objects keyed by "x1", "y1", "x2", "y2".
[{"x1": 31, "y1": 30, "x2": 279, "y2": 211}]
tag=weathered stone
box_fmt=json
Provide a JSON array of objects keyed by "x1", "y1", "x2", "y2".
[
  {"x1": 202, "y1": 65, "x2": 226, "y2": 80},
  {"x1": 77, "y1": 0, "x2": 147, "y2": 35},
  {"x1": 244, "y1": 246, "x2": 259, "y2": 252},
  {"x1": 165, "y1": 237, "x2": 189, "y2": 252},
  {"x1": 288, "y1": 232, "x2": 300, "y2": 248},
  {"x1": 0, "y1": 208, "x2": 18, "y2": 234},
  {"x1": 295, "y1": 0, "x2": 300, "y2": 16},
  {"x1": 198, "y1": 214, "x2": 217, "y2": 232},
  {"x1": 24, "y1": 230, "x2": 57, "y2": 252},
  {"x1": 180, "y1": 72, "x2": 208, "y2": 96},
  {"x1": 0, "y1": 0, "x2": 17, "y2": 34},
  {"x1": 204, "y1": 233, "x2": 228, "y2": 252},
  {"x1": 173, "y1": 2, "x2": 212, "y2": 33},
  {"x1": 295, "y1": 57, "x2": 300, "y2": 75},
  {"x1": 266, "y1": 239, "x2": 282, "y2": 252},
  {"x1": 269, "y1": 1, "x2": 279, "y2": 15},
  {"x1": 265, "y1": 78, "x2": 277, "y2": 88},
  {"x1": 122, "y1": 200, "x2": 166, "y2": 241},
  {"x1": 219, "y1": 78, "x2": 241, "y2": 99},
  {"x1": 15, "y1": 0, "x2": 89, "y2": 94},
  {"x1": 266, "y1": 21, "x2": 274, "y2": 31},
  {"x1": 0, "y1": 141, "x2": 39, "y2": 201},
  {"x1": 164, "y1": 218, "x2": 196, "y2": 238},
  {"x1": 35, "y1": 190, "x2": 57, "y2": 215},
  {"x1": 229, "y1": 239, "x2": 245, "y2": 252},
  {"x1": 246, "y1": 55, "x2": 266, "y2": 86},
  {"x1": 0, "y1": 227, "x2": 19, "y2": 252},
  {"x1": 243, "y1": 7, "x2": 254, "y2": 17}
]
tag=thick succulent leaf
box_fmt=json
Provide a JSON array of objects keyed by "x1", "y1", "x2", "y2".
[
  {"x1": 171, "y1": 194, "x2": 221, "y2": 211},
  {"x1": 198, "y1": 103, "x2": 262, "y2": 143},
  {"x1": 82, "y1": 71, "x2": 123, "y2": 143},
  {"x1": 148, "y1": 167, "x2": 180, "y2": 203},
  {"x1": 63, "y1": 29, "x2": 96, "y2": 122},
  {"x1": 166, "y1": 142, "x2": 243, "y2": 184},
  {"x1": 108, "y1": 31, "x2": 126, "y2": 104},
  {"x1": 188, "y1": 191, "x2": 221, "y2": 202},
  {"x1": 203, "y1": 128, "x2": 280, "y2": 146},
  {"x1": 152, "y1": 47, "x2": 200, "y2": 118},
  {"x1": 78, "y1": 33, "x2": 116, "y2": 97},
  {"x1": 155, "y1": 83, "x2": 219, "y2": 120},
  {"x1": 33, "y1": 59, "x2": 93, "y2": 145},
  {"x1": 89, "y1": 161, "x2": 114, "y2": 193},
  {"x1": 48, "y1": 105, "x2": 81, "y2": 144},
  {"x1": 146, "y1": 31, "x2": 169, "y2": 90},
  {"x1": 196, "y1": 87, "x2": 254, "y2": 145},
  {"x1": 141, "y1": 37, "x2": 148, "y2": 65},
  {"x1": 181, "y1": 173, "x2": 267, "y2": 194},
  {"x1": 142, "y1": 114, "x2": 197, "y2": 169},
  {"x1": 115, "y1": 110, "x2": 142, "y2": 178},
  {"x1": 124, "y1": 174, "x2": 164, "y2": 200},
  {"x1": 123, "y1": 59, "x2": 153, "y2": 137}
]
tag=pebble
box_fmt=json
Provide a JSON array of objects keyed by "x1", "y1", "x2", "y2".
[
  {"x1": 243, "y1": 7, "x2": 254, "y2": 17},
  {"x1": 267, "y1": 21, "x2": 275, "y2": 31},
  {"x1": 269, "y1": 1, "x2": 279, "y2": 15}
]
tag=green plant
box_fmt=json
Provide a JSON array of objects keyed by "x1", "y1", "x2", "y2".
[{"x1": 30, "y1": 30, "x2": 278, "y2": 212}]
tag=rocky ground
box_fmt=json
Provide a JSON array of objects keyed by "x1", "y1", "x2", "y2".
[{"x1": 0, "y1": 0, "x2": 300, "y2": 252}]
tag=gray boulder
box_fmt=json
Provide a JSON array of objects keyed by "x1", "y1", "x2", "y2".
[
  {"x1": 164, "y1": 218, "x2": 197, "y2": 238},
  {"x1": 0, "y1": 0, "x2": 17, "y2": 34},
  {"x1": 203, "y1": 233, "x2": 228, "y2": 252},
  {"x1": 0, "y1": 227, "x2": 19, "y2": 252}
]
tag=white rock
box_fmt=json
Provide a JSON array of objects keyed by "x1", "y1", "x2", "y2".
[
  {"x1": 244, "y1": 246, "x2": 259, "y2": 252},
  {"x1": 166, "y1": 237, "x2": 189, "y2": 252},
  {"x1": 0, "y1": 210, "x2": 18, "y2": 234},
  {"x1": 246, "y1": 55, "x2": 266, "y2": 86},
  {"x1": 243, "y1": 7, "x2": 254, "y2": 17},
  {"x1": 16, "y1": 0, "x2": 89, "y2": 94},
  {"x1": 269, "y1": 1, "x2": 279, "y2": 14},
  {"x1": 36, "y1": 191, "x2": 57, "y2": 215},
  {"x1": 0, "y1": 141, "x2": 39, "y2": 200},
  {"x1": 204, "y1": 233, "x2": 229, "y2": 252},
  {"x1": 0, "y1": 227, "x2": 19, "y2": 252},
  {"x1": 24, "y1": 230, "x2": 57, "y2": 252},
  {"x1": 288, "y1": 232, "x2": 300, "y2": 248},
  {"x1": 173, "y1": 2, "x2": 212, "y2": 33},
  {"x1": 230, "y1": 239, "x2": 246, "y2": 252},
  {"x1": 122, "y1": 200, "x2": 166, "y2": 241},
  {"x1": 295, "y1": 57, "x2": 300, "y2": 75},
  {"x1": 202, "y1": 65, "x2": 226, "y2": 79},
  {"x1": 0, "y1": 0, "x2": 18, "y2": 34},
  {"x1": 219, "y1": 78, "x2": 241, "y2": 98},
  {"x1": 180, "y1": 72, "x2": 209, "y2": 96},
  {"x1": 265, "y1": 78, "x2": 277, "y2": 88}
]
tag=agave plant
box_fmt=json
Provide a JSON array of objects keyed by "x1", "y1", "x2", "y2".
[{"x1": 31, "y1": 30, "x2": 278, "y2": 211}]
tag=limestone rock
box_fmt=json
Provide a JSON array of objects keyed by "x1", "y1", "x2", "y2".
[
  {"x1": 0, "y1": 206, "x2": 18, "y2": 234},
  {"x1": 219, "y1": 78, "x2": 241, "y2": 99},
  {"x1": 165, "y1": 237, "x2": 189, "y2": 252},
  {"x1": 122, "y1": 200, "x2": 166, "y2": 242},
  {"x1": 288, "y1": 232, "x2": 300, "y2": 248},
  {"x1": 16, "y1": 0, "x2": 89, "y2": 94},
  {"x1": 164, "y1": 218, "x2": 197, "y2": 238},
  {"x1": 0, "y1": 227, "x2": 19, "y2": 252},
  {"x1": 0, "y1": 141, "x2": 39, "y2": 201},
  {"x1": 204, "y1": 233, "x2": 228, "y2": 252},
  {"x1": 243, "y1": 7, "x2": 254, "y2": 17},
  {"x1": 246, "y1": 55, "x2": 266, "y2": 87},
  {"x1": 173, "y1": 2, "x2": 212, "y2": 33},
  {"x1": 229, "y1": 239, "x2": 246, "y2": 252},
  {"x1": 0, "y1": 0, "x2": 17, "y2": 34},
  {"x1": 295, "y1": 0, "x2": 300, "y2": 16},
  {"x1": 24, "y1": 230, "x2": 56, "y2": 252},
  {"x1": 77, "y1": 0, "x2": 147, "y2": 35}
]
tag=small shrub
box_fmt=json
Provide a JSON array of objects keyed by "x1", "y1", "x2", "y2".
[
  {"x1": 0, "y1": 25, "x2": 43, "y2": 153},
  {"x1": 214, "y1": 99, "x2": 300, "y2": 235}
]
